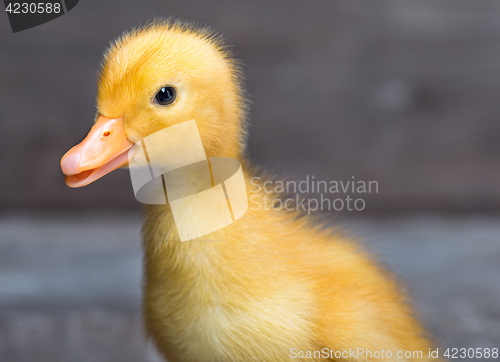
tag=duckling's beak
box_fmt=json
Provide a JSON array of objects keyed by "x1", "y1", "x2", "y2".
[{"x1": 61, "y1": 116, "x2": 134, "y2": 188}]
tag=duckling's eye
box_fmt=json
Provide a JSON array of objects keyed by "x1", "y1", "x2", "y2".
[{"x1": 154, "y1": 86, "x2": 176, "y2": 106}]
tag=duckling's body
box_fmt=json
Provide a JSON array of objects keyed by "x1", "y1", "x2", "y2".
[
  {"x1": 61, "y1": 20, "x2": 437, "y2": 361},
  {"x1": 142, "y1": 170, "x2": 431, "y2": 362}
]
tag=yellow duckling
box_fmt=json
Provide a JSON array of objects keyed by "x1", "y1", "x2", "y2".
[{"x1": 61, "y1": 20, "x2": 437, "y2": 362}]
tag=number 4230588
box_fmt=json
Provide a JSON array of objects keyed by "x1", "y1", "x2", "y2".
[
  {"x1": 5, "y1": 2, "x2": 62, "y2": 14},
  {"x1": 444, "y1": 348, "x2": 498, "y2": 359}
]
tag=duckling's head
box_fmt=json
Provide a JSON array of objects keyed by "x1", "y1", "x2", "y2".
[{"x1": 61, "y1": 20, "x2": 247, "y2": 187}]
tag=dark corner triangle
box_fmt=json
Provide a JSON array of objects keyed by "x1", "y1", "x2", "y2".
[
  {"x1": 5, "y1": 0, "x2": 66, "y2": 33},
  {"x1": 63, "y1": 0, "x2": 79, "y2": 12}
]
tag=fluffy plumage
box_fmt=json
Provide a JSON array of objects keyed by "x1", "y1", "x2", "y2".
[{"x1": 95, "y1": 19, "x2": 436, "y2": 362}]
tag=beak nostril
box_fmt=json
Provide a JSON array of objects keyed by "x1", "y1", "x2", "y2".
[{"x1": 103, "y1": 131, "x2": 111, "y2": 137}]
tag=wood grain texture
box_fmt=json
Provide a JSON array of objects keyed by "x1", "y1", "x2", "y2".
[{"x1": 1, "y1": 0, "x2": 500, "y2": 212}]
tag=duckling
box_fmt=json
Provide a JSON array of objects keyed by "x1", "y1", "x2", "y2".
[{"x1": 61, "y1": 20, "x2": 438, "y2": 362}]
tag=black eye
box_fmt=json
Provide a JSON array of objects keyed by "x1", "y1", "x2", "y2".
[{"x1": 154, "y1": 86, "x2": 176, "y2": 105}]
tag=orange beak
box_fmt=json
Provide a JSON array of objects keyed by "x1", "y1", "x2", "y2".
[{"x1": 61, "y1": 116, "x2": 134, "y2": 188}]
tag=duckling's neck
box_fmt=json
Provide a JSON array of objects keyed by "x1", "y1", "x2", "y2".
[{"x1": 141, "y1": 156, "x2": 253, "y2": 255}]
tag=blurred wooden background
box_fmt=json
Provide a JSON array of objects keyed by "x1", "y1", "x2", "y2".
[{"x1": 1, "y1": 0, "x2": 500, "y2": 213}]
